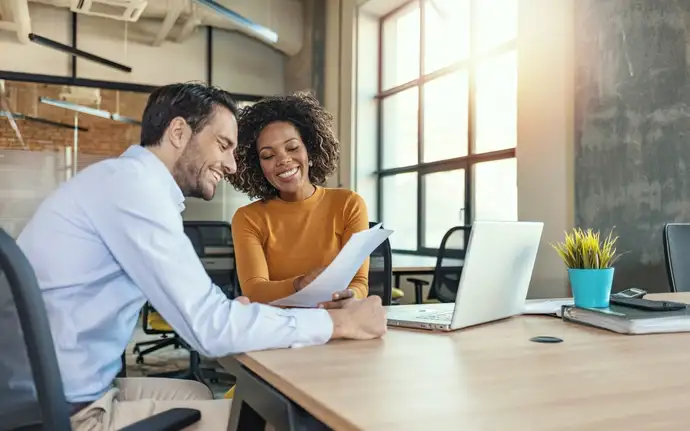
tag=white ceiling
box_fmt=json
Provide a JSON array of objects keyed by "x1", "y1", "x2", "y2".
[{"x1": 0, "y1": 0, "x2": 304, "y2": 55}]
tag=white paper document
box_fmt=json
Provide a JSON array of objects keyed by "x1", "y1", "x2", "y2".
[
  {"x1": 269, "y1": 223, "x2": 394, "y2": 308},
  {"x1": 523, "y1": 298, "x2": 573, "y2": 316}
]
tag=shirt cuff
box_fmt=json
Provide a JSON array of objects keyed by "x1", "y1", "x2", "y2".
[{"x1": 286, "y1": 308, "x2": 333, "y2": 349}]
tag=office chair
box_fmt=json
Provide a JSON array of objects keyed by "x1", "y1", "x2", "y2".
[
  {"x1": 134, "y1": 222, "x2": 236, "y2": 383},
  {"x1": 132, "y1": 222, "x2": 233, "y2": 365},
  {"x1": 0, "y1": 228, "x2": 201, "y2": 431},
  {"x1": 132, "y1": 303, "x2": 182, "y2": 366},
  {"x1": 662, "y1": 223, "x2": 690, "y2": 292},
  {"x1": 368, "y1": 221, "x2": 393, "y2": 305},
  {"x1": 407, "y1": 226, "x2": 470, "y2": 303},
  {"x1": 184, "y1": 221, "x2": 238, "y2": 298},
  {"x1": 182, "y1": 221, "x2": 237, "y2": 385}
]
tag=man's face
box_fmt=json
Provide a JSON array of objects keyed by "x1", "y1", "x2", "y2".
[{"x1": 173, "y1": 106, "x2": 238, "y2": 200}]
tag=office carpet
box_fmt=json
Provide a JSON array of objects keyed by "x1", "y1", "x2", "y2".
[{"x1": 125, "y1": 326, "x2": 234, "y2": 399}]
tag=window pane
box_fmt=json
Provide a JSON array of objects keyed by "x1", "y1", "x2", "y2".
[
  {"x1": 423, "y1": 0, "x2": 470, "y2": 73},
  {"x1": 382, "y1": 3, "x2": 420, "y2": 90},
  {"x1": 474, "y1": 158, "x2": 517, "y2": 221},
  {"x1": 382, "y1": 87, "x2": 418, "y2": 169},
  {"x1": 383, "y1": 173, "x2": 418, "y2": 251},
  {"x1": 423, "y1": 169, "x2": 465, "y2": 248},
  {"x1": 423, "y1": 71, "x2": 468, "y2": 163},
  {"x1": 476, "y1": 0, "x2": 518, "y2": 54},
  {"x1": 475, "y1": 50, "x2": 517, "y2": 153}
]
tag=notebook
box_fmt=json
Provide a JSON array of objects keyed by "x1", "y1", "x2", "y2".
[{"x1": 561, "y1": 303, "x2": 690, "y2": 335}]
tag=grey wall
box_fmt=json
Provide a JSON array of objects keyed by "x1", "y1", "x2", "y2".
[
  {"x1": 284, "y1": 0, "x2": 326, "y2": 100},
  {"x1": 575, "y1": 0, "x2": 690, "y2": 292}
]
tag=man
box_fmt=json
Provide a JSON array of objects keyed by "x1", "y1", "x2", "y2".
[{"x1": 16, "y1": 82, "x2": 387, "y2": 430}]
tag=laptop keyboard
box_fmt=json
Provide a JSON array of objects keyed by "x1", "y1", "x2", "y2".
[{"x1": 420, "y1": 311, "x2": 453, "y2": 321}]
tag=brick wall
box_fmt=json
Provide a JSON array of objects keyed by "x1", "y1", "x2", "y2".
[{"x1": 0, "y1": 81, "x2": 148, "y2": 157}]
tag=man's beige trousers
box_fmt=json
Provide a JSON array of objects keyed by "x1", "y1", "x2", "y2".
[{"x1": 70, "y1": 377, "x2": 232, "y2": 430}]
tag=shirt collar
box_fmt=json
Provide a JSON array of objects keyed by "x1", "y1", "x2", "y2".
[{"x1": 120, "y1": 145, "x2": 186, "y2": 213}]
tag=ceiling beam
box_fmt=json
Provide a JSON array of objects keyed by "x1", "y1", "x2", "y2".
[
  {"x1": 8, "y1": 0, "x2": 30, "y2": 44},
  {"x1": 176, "y1": 4, "x2": 201, "y2": 42},
  {"x1": 153, "y1": 0, "x2": 184, "y2": 46}
]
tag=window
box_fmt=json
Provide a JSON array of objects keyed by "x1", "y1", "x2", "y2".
[{"x1": 377, "y1": 0, "x2": 518, "y2": 255}]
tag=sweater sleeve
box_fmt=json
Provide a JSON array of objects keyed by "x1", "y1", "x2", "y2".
[
  {"x1": 232, "y1": 208, "x2": 300, "y2": 304},
  {"x1": 342, "y1": 192, "x2": 370, "y2": 299}
]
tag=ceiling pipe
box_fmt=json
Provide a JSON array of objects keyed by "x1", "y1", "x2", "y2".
[
  {"x1": 191, "y1": 0, "x2": 278, "y2": 44},
  {"x1": 153, "y1": 0, "x2": 184, "y2": 46},
  {"x1": 8, "y1": 0, "x2": 31, "y2": 43}
]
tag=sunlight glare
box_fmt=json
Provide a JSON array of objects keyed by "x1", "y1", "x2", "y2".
[{"x1": 424, "y1": 0, "x2": 471, "y2": 73}]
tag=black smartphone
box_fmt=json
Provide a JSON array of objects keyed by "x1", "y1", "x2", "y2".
[{"x1": 609, "y1": 297, "x2": 687, "y2": 312}]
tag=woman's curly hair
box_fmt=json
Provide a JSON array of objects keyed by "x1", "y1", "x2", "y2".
[{"x1": 228, "y1": 91, "x2": 340, "y2": 200}]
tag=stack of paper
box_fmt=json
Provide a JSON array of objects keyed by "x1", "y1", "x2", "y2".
[
  {"x1": 523, "y1": 298, "x2": 573, "y2": 316},
  {"x1": 562, "y1": 303, "x2": 690, "y2": 334},
  {"x1": 270, "y1": 223, "x2": 394, "y2": 308}
]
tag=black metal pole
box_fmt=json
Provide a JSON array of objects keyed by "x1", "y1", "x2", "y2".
[
  {"x1": 206, "y1": 26, "x2": 213, "y2": 85},
  {"x1": 71, "y1": 12, "x2": 77, "y2": 78}
]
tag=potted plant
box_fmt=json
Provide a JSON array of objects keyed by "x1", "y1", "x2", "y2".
[{"x1": 552, "y1": 228, "x2": 622, "y2": 308}]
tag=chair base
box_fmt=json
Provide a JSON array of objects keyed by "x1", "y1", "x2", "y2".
[{"x1": 134, "y1": 337, "x2": 181, "y2": 364}]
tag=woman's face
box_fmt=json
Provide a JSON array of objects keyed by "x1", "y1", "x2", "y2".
[{"x1": 256, "y1": 121, "x2": 311, "y2": 200}]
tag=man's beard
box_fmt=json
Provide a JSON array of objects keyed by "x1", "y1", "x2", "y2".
[{"x1": 172, "y1": 141, "x2": 207, "y2": 199}]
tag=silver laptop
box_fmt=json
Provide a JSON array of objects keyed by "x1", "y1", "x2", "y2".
[{"x1": 386, "y1": 221, "x2": 544, "y2": 331}]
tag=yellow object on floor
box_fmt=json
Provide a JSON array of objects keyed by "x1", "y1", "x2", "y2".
[
  {"x1": 224, "y1": 386, "x2": 235, "y2": 399},
  {"x1": 392, "y1": 288, "x2": 404, "y2": 300}
]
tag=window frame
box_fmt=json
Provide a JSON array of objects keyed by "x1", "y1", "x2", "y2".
[{"x1": 376, "y1": 0, "x2": 518, "y2": 256}]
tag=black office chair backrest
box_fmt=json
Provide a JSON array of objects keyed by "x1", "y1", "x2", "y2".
[
  {"x1": 183, "y1": 221, "x2": 237, "y2": 298},
  {"x1": 429, "y1": 226, "x2": 471, "y2": 303},
  {"x1": 183, "y1": 221, "x2": 233, "y2": 249},
  {"x1": 0, "y1": 228, "x2": 71, "y2": 431},
  {"x1": 662, "y1": 223, "x2": 690, "y2": 292},
  {"x1": 367, "y1": 222, "x2": 393, "y2": 306}
]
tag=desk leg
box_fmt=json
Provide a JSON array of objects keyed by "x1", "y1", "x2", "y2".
[
  {"x1": 228, "y1": 361, "x2": 330, "y2": 431},
  {"x1": 229, "y1": 388, "x2": 266, "y2": 431}
]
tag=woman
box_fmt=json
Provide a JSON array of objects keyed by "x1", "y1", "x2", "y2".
[{"x1": 229, "y1": 92, "x2": 369, "y2": 308}]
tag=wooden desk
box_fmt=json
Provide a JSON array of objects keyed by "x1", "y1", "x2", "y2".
[{"x1": 224, "y1": 293, "x2": 690, "y2": 430}]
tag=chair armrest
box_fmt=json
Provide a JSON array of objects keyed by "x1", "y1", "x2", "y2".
[
  {"x1": 406, "y1": 278, "x2": 429, "y2": 287},
  {"x1": 118, "y1": 408, "x2": 201, "y2": 431}
]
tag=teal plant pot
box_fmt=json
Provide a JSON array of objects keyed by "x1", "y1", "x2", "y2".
[{"x1": 568, "y1": 268, "x2": 615, "y2": 308}]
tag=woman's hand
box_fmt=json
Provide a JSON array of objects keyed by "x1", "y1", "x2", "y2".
[
  {"x1": 293, "y1": 267, "x2": 326, "y2": 291},
  {"x1": 317, "y1": 288, "x2": 356, "y2": 309}
]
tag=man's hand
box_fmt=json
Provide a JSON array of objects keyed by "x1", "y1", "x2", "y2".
[
  {"x1": 327, "y1": 296, "x2": 387, "y2": 340},
  {"x1": 235, "y1": 296, "x2": 251, "y2": 305},
  {"x1": 317, "y1": 288, "x2": 355, "y2": 309},
  {"x1": 293, "y1": 267, "x2": 326, "y2": 291}
]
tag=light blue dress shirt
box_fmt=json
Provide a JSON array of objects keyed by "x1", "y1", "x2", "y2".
[{"x1": 16, "y1": 145, "x2": 333, "y2": 403}]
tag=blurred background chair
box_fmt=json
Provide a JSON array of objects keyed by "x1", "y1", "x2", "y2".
[
  {"x1": 663, "y1": 222, "x2": 690, "y2": 292},
  {"x1": 367, "y1": 221, "x2": 393, "y2": 305},
  {"x1": 132, "y1": 221, "x2": 237, "y2": 386},
  {"x1": 132, "y1": 303, "x2": 182, "y2": 365},
  {"x1": 0, "y1": 227, "x2": 201, "y2": 431},
  {"x1": 407, "y1": 226, "x2": 470, "y2": 304},
  {"x1": 184, "y1": 221, "x2": 238, "y2": 298}
]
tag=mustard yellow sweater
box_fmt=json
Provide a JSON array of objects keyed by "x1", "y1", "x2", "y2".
[{"x1": 231, "y1": 187, "x2": 370, "y2": 304}]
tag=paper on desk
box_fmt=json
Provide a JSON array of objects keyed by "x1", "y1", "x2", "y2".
[
  {"x1": 523, "y1": 298, "x2": 573, "y2": 316},
  {"x1": 269, "y1": 223, "x2": 393, "y2": 308}
]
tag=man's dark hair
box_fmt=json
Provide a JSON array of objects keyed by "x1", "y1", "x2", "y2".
[
  {"x1": 229, "y1": 91, "x2": 340, "y2": 200},
  {"x1": 140, "y1": 82, "x2": 238, "y2": 147}
]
